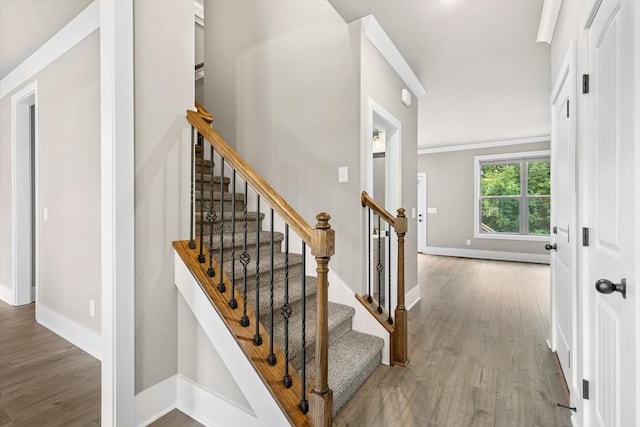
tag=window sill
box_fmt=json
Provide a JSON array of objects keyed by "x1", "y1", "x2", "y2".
[{"x1": 474, "y1": 233, "x2": 550, "y2": 242}]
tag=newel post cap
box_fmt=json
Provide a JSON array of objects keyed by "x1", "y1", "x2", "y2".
[
  {"x1": 311, "y1": 213, "x2": 335, "y2": 258},
  {"x1": 395, "y1": 208, "x2": 407, "y2": 234}
]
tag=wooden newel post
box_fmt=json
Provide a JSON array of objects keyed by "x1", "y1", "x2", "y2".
[
  {"x1": 309, "y1": 213, "x2": 334, "y2": 426},
  {"x1": 393, "y1": 208, "x2": 409, "y2": 366}
]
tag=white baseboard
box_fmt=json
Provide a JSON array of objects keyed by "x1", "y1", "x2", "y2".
[
  {"x1": 36, "y1": 304, "x2": 102, "y2": 360},
  {"x1": 176, "y1": 375, "x2": 260, "y2": 427},
  {"x1": 135, "y1": 376, "x2": 177, "y2": 427},
  {"x1": 406, "y1": 285, "x2": 421, "y2": 310},
  {"x1": 0, "y1": 284, "x2": 13, "y2": 305},
  {"x1": 424, "y1": 246, "x2": 550, "y2": 264}
]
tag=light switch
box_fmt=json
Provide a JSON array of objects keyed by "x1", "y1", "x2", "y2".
[
  {"x1": 427, "y1": 208, "x2": 437, "y2": 214},
  {"x1": 338, "y1": 166, "x2": 348, "y2": 183},
  {"x1": 43, "y1": 208, "x2": 48, "y2": 221},
  {"x1": 411, "y1": 208, "x2": 416, "y2": 218}
]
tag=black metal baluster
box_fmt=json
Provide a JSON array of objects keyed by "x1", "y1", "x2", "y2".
[
  {"x1": 229, "y1": 170, "x2": 238, "y2": 309},
  {"x1": 367, "y1": 208, "x2": 372, "y2": 303},
  {"x1": 206, "y1": 146, "x2": 216, "y2": 278},
  {"x1": 188, "y1": 126, "x2": 196, "y2": 249},
  {"x1": 267, "y1": 209, "x2": 276, "y2": 365},
  {"x1": 281, "y1": 225, "x2": 292, "y2": 388},
  {"x1": 299, "y1": 242, "x2": 308, "y2": 414},
  {"x1": 388, "y1": 226, "x2": 393, "y2": 325},
  {"x1": 240, "y1": 181, "x2": 250, "y2": 327},
  {"x1": 254, "y1": 195, "x2": 262, "y2": 346},
  {"x1": 377, "y1": 215, "x2": 383, "y2": 314},
  {"x1": 217, "y1": 158, "x2": 226, "y2": 292},
  {"x1": 197, "y1": 132, "x2": 205, "y2": 263}
]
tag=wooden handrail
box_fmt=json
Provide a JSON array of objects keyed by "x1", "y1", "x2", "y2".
[
  {"x1": 360, "y1": 190, "x2": 408, "y2": 366},
  {"x1": 194, "y1": 101, "x2": 214, "y2": 124},
  {"x1": 187, "y1": 110, "x2": 313, "y2": 245},
  {"x1": 361, "y1": 191, "x2": 395, "y2": 226}
]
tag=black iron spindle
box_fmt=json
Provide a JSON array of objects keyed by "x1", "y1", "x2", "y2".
[
  {"x1": 299, "y1": 242, "x2": 308, "y2": 414},
  {"x1": 197, "y1": 132, "x2": 205, "y2": 263},
  {"x1": 267, "y1": 209, "x2": 276, "y2": 365},
  {"x1": 229, "y1": 170, "x2": 238, "y2": 309},
  {"x1": 367, "y1": 208, "x2": 372, "y2": 303},
  {"x1": 254, "y1": 195, "x2": 262, "y2": 346},
  {"x1": 282, "y1": 225, "x2": 292, "y2": 388},
  {"x1": 240, "y1": 181, "x2": 250, "y2": 327},
  {"x1": 388, "y1": 226, "x2": 393, "y2": 325},
  {"x1": 217, "y1": 157, "x2": 226, "y2": 292},
  {"x1": 207, "y1": 146, "x2": 216, "y2": 278},
  {"x1": 188, "y1": 126, "x2": 196, "y2": 249},
  {"x1": 377, "y1": 215, "x2": 383, "y2": 314}
]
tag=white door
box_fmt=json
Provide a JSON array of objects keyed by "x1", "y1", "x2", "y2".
[
  {"x1": 417, "y1": 173, "x2": 427, "y2": 253},
  {"x1": 585, "y1": 1, "x2": 637, "y2": 425},
  {"x1": 550, "y1": 47, "x2": 577, "y2": 403}
]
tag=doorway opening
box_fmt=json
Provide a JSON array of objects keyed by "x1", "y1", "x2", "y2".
[
  {"x1": 11, "y1": 81, "x2": 38, "y2": 307},
  {"x1": 417, "y1": 172, "x2": 427, "y2": 253},
  {"x1": 363, "y1": 97, "x2": 401, "y2": 305}
]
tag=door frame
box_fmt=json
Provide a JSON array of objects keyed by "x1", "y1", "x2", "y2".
[
  {"x1": 417, "y1": 172, "x2": 427, "y2": 253},
  {"x1": 10, "y1": 81, "x2": 39, "y2": 307}
]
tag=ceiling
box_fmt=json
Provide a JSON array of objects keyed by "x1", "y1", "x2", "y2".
[
  {"x1": 0, "y1": 0, "x2": 93, "y2": 80},
  {"x1": 328, "y1": 0, "x2": 550, "y2": 148}
]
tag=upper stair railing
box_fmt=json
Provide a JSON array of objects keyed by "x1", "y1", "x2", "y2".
[
  {"x1": 359, "y1": 191, "x2": 408, "y2": 366},
  {"x1": 184, "y1": 105, "x2": 334, "y2": 426}
]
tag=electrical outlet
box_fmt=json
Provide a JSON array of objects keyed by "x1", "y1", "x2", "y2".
[
  {"x1": 466, "y1": 239, "x2": 471, "y2": 246},
  {"x1": 89, "y1": 300, "x2": 95, "y2": 317}
]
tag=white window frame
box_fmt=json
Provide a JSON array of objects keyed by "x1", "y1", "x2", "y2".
[{"x1": 474, "y1": 150, "x2": 551, "y2": 241}]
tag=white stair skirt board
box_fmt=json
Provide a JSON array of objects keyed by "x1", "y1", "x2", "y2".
[
  {"x1": 36, "y1": 304, "x2": 102, "y2": 360},
  {"x1": 174, "y1": 251, "x2": 289, "y2": 426},
  {"x1": 406, "y1": 285, "x2": 421, "y2": 311},
  {"x1": 424, "y1": 246, "x2": 550, "y2": 265}
]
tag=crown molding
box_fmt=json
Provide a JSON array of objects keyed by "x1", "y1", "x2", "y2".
[
  {"x1": 536, "y1": 0, "x2": 563, "y2": 44},
  {"x1": 361, "y1": 15, "x2": 426, "y2": 97}
]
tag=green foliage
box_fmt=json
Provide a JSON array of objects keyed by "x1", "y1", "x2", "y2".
[
  {"x1": 481, "y1": 163, "x2": 520, "y2": 196},
  {"x1": 480, "y1": 160, "x2": 550, "y2": 235},
  {"x1": 527, "y1": 161, "x2": 551, "y2": 195}
]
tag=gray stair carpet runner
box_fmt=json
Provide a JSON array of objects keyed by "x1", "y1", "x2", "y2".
[{"x1": 195, "y1": 158, "x2": 383, "y2": 416}]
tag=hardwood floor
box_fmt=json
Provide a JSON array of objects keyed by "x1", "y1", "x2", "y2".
[
  {"x1": 1, "y1": 255, "x2": 570, "y2": 426},
  {"x1": 334, "y1": 255, "x2": 572, "y2": 427},
  {"x1": 0, "y1": 301, "x2": 100, "y2": 426}
]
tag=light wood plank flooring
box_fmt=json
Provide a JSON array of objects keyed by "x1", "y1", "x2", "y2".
[
  {"x1": 0, "y1": 301, "x2": 100, "y2": 426},
  {"x1": 1, "y1": 255, "x2": 571, "y2": 426},
  {"x1": 334, "y1": 255, "x2": 571, "y2": 427}
]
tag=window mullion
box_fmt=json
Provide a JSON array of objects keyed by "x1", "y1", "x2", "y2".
[{"x1": 521, "y1": 161, "x2": 527, "y2": 235}]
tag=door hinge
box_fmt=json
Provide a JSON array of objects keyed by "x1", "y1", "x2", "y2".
[
  {"x1": 568, "y1": 350, "x2": 571, "y2": 368},
  {"x1": 583, "y1": 379, "x2": 590, "y2": 400},
  {"x1": 553, "y1": 226, "x2": 558, "y2": 234},
  {"x1": 582, "y1": 227, "x2": 590, "y2": 246},
  {"x1": 583, "y1": 74, "x2": 590, "y2": 94},
  {"x1": 566, "y1": 99, "x2": 570, "y2": 118}
]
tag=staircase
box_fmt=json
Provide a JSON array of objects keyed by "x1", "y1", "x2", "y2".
[{"x1": 186, "y1": 145, "x2": 384, "y2": 421}]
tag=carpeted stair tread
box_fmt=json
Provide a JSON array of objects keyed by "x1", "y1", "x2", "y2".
[
  {"x1": 222, "y1": 252, "x2": 304, "y2": 286},
  {"x1": 207, "y1": 231, "x2": 284, "y2": 252},
  {"x1": 194, "y1": 191, "x2": 246, "y2": 203},
  {"x1": 246, "y1": 275, "x2": 318, "y2": 317},
  {"x1": 304, "y1": 330, "x2": 383, "y2": 416},
  {"x1": 270, "y1": 298, "x2": 355, "y2": 370}
]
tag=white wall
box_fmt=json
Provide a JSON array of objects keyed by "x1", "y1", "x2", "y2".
[
  {"x1": 134, "y1": 0, "x2": 194, "y2": 393},
  {"x1": 203, "y1": 0, "x2": 361, "y2": 288},
  {"x1": 0, "y1": 30, "x2": 101, "y2": 334}
]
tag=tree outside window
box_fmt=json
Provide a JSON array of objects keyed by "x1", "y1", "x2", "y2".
[{"x1": 476, "y1": 153, "x2": 550, "y2": 238}]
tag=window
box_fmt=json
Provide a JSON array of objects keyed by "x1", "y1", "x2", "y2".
[{"x1": 474, "y1": 151, "x2": 550, "y2": 240}]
